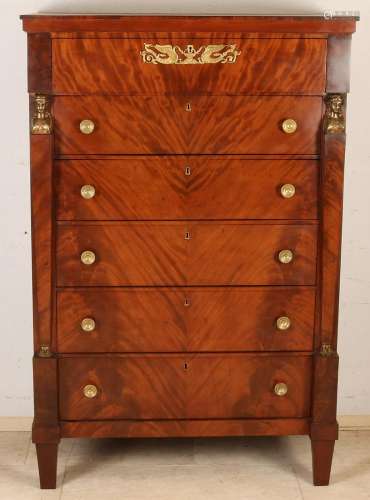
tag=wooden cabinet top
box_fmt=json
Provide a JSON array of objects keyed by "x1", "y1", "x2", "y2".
[{"x1": 21, "y1": 14, "x2": 358, "y2": 34}]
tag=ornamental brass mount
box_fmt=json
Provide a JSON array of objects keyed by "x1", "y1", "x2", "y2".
[
  {"x1": 320, "y1": 343, "x2": 335, "y2": 357},
  {"x1": 38, "y1": 345, "x2": 52, "y2": 358},
  {"x1": 141, "y1": 43, "x2": 241, "y2": 65},
  {"x1": 31, "y1": 94, "x2": 52, "y2": 134},
  {"x1": 324, "y1": 94, "x2": 346, "y2": 134}
]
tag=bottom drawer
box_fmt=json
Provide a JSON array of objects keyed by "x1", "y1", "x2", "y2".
[{"x1": 59, "y1": 355, "x2": 312, "y2": 420}]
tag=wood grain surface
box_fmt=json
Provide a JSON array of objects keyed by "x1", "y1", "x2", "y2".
[
  {"x1": 56, "y1": 287, "x2": 316, "y2": 353},
  {"x1": 52, "y1": 38, "x2": 326, "y2": 95},
  {"x1": 56, "y1": 158, "x2": 319, "y2": 221},
  {"x1": 23, "y1": 13, "x2": 357, "y2": 488},
  {"x1": 49, "y1": 33, "x2": 329, "y2": 40},
  {"x1": 58, "y1": 354, "x2": 313, "y2": 420},
  {"x1": 21, "y1": 15, "x2": 358, "y2": 35},
  {"x1": 319, "y1": 134, "x2": 346, "y2": 349},
  {"x1": 308, "y1": 40, "x2": 350, "y2": 485},
  {"x1": 32, "y1": 358, "x2": 60, "y2": 443},
  {"x1": 28, "y1": 34, "x2": 60, "y2": 489},
  {"x1": 30, "y1": 135, "x2": 55, "y2": 352},
  {"x1": 28, "y1": 33, "x2": 51, "y2": 93},
  {"x1": 326, "y1": 35, "x2": 352, "y2": 93},
  {"x1": 53, "y1": 96, "x2": 322, "y2": 155},
  {"x1": 56, "y1": 222, "x2": 318, "y2": 286},
  {"x1": 60, "y1": 418, "x2": 310, "y2": 438}
]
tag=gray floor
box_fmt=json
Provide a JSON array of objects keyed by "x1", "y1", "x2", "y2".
[{"x1": 1, "y1": 430, "x2": 370, "y2": 499}]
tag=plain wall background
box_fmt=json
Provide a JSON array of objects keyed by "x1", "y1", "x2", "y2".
[{"x1": 0, "y1": 0, "x2": 369, "y2": 417}]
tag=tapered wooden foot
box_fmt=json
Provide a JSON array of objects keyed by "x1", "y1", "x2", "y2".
[
  {"x1": 311, "y1": 439, "x2": 335, "y2": 486},
  {"x1": 35, "y1": 443, "x2": 58, "y2": 489}
]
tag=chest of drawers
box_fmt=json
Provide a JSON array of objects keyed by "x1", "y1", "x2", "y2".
[{"x1": 21, "y1": 14, "x2": 358, "y2": 489}]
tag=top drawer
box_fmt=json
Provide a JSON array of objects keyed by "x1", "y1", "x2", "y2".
[
  {"x1": 54, "y1": 95, "x2": 322, "y2": 155},
  {"x1": 52, "y1": 37, "x2": 326, "y2": 95}
]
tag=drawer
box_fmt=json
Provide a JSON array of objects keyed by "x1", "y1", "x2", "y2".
[
  {"x1": 56, "y1": 222, "x2": 317, "y2": 286},
  {"x1": 52, "y1": 37, "x2": 326, "y2": 95},
  {"x1": 56, "y1": 287, "x2": 316, "y2": 353},
  {"x1": 59, "y1": 354, "x2": 312, "y2": 420},
  {"x1": 53, "y1": 96, "x2": 322, "y2": 155},
  {"x1": 56, "y1": 158, "x2": 318, "y2": 221}
]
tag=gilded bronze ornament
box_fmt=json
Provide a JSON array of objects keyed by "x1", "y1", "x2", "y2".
[
  {"x1": 31, "y1": 95, "x2": 52, "y2": 134},
  {"x1": 320, "y1": 343, "x2": 334, "y2": 357},
  {"x1": 38, "y1": 345, "x2": 52, "y2": 357},
  {"x1": 141, "y1": 43, "x2": 241, "y2": 65},
  {"x1": 325, "y1": 94, "x2": 346, "y2": 134}
]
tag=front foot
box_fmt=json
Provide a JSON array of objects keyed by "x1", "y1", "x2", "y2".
[
  {"x1": 35, "y1": 443, "x2": 59, "y2": 489},
  {"x1": 311, "y1": 439, "x2": 335, "y2": 486}
]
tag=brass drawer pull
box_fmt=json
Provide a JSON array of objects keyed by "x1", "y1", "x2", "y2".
[
  {"x1": 80, "y1": 119, "x2": 95, "y2": 134},
  {"x1": 185, "y1": 231, "x2": 191, "y2": 240},
  {"x1": 80, "y1": 250, "x2": 96, "y2": 265},
  {"x1": 185, "y1": 102, "x2": 192, "y2": 112},
  {"x1": 274, "y1": 383, "x2": 288, "y2": 397},
  {"x1": 184, "y1": 298, "x2": 191, "y2": 307},
  {"x1": 80, "y1": 184, "x2": 96, "y2": 199},
  {"x1": 281, "y1": 118, "x2": 298, "y2": 134},
  {"x1": 80, "y1": 317, "x2": 96, "y2": 332},
  {"x1": 280, "y1": 184, "x2": 296, "y2": 199},
  {"x1": 83, "y1": 384, "x2": 98, "y2": 399},
  {"x1": 276, "y1": 316, "x2": 291, "y2": 331},
  {"x1": 184, "y1": 166, "x2": 191, "y2": 176},
  {"x1": 278, "y1": 249, "x2": 294, "y2": 264}
]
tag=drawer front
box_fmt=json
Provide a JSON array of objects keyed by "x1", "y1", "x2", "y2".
[
  {"x1": 52, "y1": 38, "x2": 326, "y2": 95},
  {"x1": 59, "y1": 355, "x2": 312, "y2": 420},
  {"x1": 56, "y1": 223, "x2": 318, "y2": 286},
  {"x1": 54, "y1": 96, "x2": 322, "y2": 155},
  {"x1": 57, "y1": 287, "x2": 315, "y2": 353},
  {"x1": 56, "y1": 158, "x2": 318, "y2": 221}
]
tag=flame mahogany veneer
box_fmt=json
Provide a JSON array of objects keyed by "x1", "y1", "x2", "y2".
[{"x1": 21, "y1": 13, "x2": 357, "y2": 489}]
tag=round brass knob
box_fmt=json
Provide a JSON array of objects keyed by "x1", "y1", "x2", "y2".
[
  {"x1": 276, "y1": 316, "x2": 291, "y2": 331},
  {"x1": 274, "y1": 383, "x2": 288, "y2": 397},
  {"x1": 281, "y1": 119, "x2": 298, "y2": 134},
  {"x1": 80, "y1": 184, "x2": 96, "y2": 200},
  {"x1": 278, "y1": 249, "x2": 294, "y2": 264},
  {"x1": 80, "y1": 119, "x2": 95, "y2": 135},
  {"x1": 83, "y1": 384, "x2": 98, "y2": 399},
  {"x1": 280, "y1": 184, "x2": 296, "y2": 199},
  {"x1": 81, "y1": 317, "x2": 96, "y2": 332},
  {"x1": 80, "y1": 250, "x2": 96, "y2": 265}
]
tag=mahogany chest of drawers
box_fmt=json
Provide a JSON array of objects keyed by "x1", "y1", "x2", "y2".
[{"x1": 21, "y1": 14, "x2": 358, "y2": 489}]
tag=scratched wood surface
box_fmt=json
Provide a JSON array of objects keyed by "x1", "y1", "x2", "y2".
[
  {"x1": 53, "y1": 95, "x2": 322, "y2": 155},
  {"x1": 58, "y1": 354, "x2": 313, "y2": 420},
  {"x1": 56, "y1": 158, "x2": 319, "y2": 221},
  {"x1": 56, "y1": 287, "x2": 316, "y2": 352},
  {"x1": 56, "y1": 222, "x2": 318, "y2": 286},
  {"x1": 52, "y1": 38, "x2": 326, "y2": 95}
]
